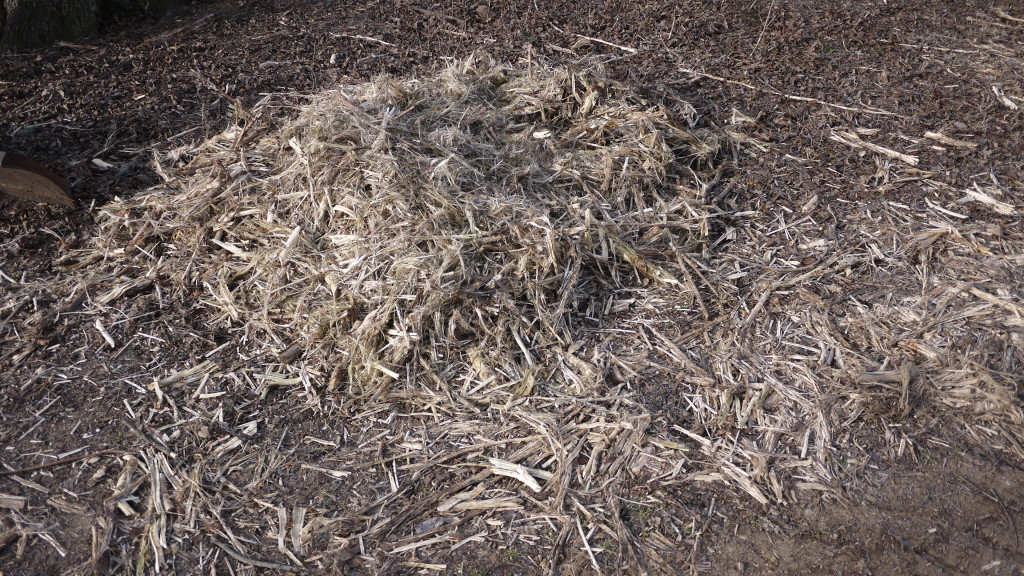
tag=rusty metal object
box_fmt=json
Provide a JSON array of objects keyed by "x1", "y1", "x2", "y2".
[{"x1": 0, "y1": 152, "x2": 76, "y2": 208}]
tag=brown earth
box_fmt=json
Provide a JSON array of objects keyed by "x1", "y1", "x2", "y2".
[{"x1": 2, "y1": 0, "x2": 1023, "y2": 574}]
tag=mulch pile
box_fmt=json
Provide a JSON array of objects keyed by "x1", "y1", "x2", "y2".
[
  {"x1": 45, "y1": 53, "x2": 1024, "y2": 572},
  {"x1": 1, "y1": 1, "x2": 1022, "y2": 574}
]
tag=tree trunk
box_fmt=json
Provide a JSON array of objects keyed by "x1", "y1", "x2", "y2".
[
  {"x1": 0, "y1": 0, "x2": 182, "y2": 51},
  {"x1": 1, "y1": 0, "x2": 98, "y2": 51}
]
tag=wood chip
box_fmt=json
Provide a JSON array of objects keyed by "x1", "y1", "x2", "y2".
[
  {"x1": 488, "y1": 458, "x2": 543, "y2": 492},
  {"x1": 923, "y1": 131, "x2": 977, "y2": 149},
  {"x1": 992, "y1": 86, "x2": 1020, "y2": 110},
  {"x1": 0, "y1": 493, "x2": 27, "y2": 510},
  {"x1": 962, "y1": 184, "x2": 1017, "y2": 215},
  {"x1": 967, "y1": 286, "x2": 1024, "y2": 316},
  {"x1": 830, "y1": 130, "x2": 919, "y2": 165},
  {"x1": 390, "y1": 535, "x2": 450, "y2": 554}
]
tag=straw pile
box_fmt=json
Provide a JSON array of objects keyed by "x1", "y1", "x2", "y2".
[
  {"x1": 73, "y1": 55, "x2": 725, "y2": 571},
  {"x1": 92, "y1": 54, "x2": 715, "y2": 401},
  {"x1": 66, "y1": 55, "x2": 1024, "y2": 572}
]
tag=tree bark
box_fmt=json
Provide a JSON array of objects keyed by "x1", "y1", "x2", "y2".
[
  {"x1": 1, "y1": 0, "x2": 98, "y2": 51},
  {"x1": 0, "y1": 0, "x2": 183, "y2": 51}
]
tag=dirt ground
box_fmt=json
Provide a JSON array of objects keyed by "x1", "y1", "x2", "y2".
[{"x1": 2, "y1": 0, "x2": 1023, "y2": 574}]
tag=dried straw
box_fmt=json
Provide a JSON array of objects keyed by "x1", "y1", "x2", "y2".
[
  {"x1": 91, "y1": 54, "x2": 717, "y2": 403},
  {"x1": 72, "y1": 55, "x2": 725, "y2": 570},
  {"x1": 62, "y1": 54, "x2": 1024, "y2": 572}
]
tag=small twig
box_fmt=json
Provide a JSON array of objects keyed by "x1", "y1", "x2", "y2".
[
  {"x1": 332, "y1": 33, "x2": 395, "y2": 47},
  {"x1": 967, "y1": 286, "x2": 1024, "y2": 316},
  {"x1": 995, "y1": 9, "x2": 1024, "y2": 24},
  {"x1": 743, "y1": 252, "x2": 850, "y2": 327},
  {"x1": 212, "y1": 538, "x2": 303, "y2": 571},
  {"x1": 118, "y1": 416, "x2": 176, "y2": 458},
  {"x1": 897, "y1": 42, "x2": 981, "y2": 55},
  {"x1": 0, "y1": 449, "x2": 123, "y2": 476},
  {"x1": 94, "y1": 318, "x2": 117, "y2": 348},
  {"x1": 547, "y1": 523, "x2": 572, "y2": 576},
  {"x1": 680, "y1": 68, "x2": 899, "y2": 116},
  {"x1": 829, "y1": 130, "x2": 919, "y2": 166},
  {"x1": 574, "y1": 34, "x2": 638, "y2": 54},
  {"x1": 405, "y1": 435, "x2": 543, "y2": 479},
  {"x1": 576, "y1": 517, "x2": 602, "y2": 574},
  {"x1": 743, "y1": 289, "x2": 773, "y2": 328},
  {"x1": 749, "y1": 0, "x2": 777, "y2": 58}
]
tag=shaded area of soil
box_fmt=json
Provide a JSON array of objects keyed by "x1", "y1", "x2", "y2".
[{"x1": 2, "y1": 0, "x2": 1022, "y2": 574}]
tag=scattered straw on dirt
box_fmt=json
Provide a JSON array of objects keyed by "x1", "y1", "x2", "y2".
[
  {"x1": 34, "y1": 54, "x2": 1023, "y2": 573},
  {"x1": 65, "y1": 54, "x2": 727, "y2": 572}
]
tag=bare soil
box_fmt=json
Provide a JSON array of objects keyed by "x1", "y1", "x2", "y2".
[{"x1": 2, "y1": 0, "x2": 1023, "y2": 574}]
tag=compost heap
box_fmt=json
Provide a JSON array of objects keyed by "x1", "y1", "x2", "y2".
[
  {"x1": 68, "y1": 54, "x2": 1024, "y2": 570},
  {"x1": 92, "y1": 55, "x2": 718, "y2": 401},
  {"x1": 79, "y1": 55, "x2": 725, "y2": 561}
]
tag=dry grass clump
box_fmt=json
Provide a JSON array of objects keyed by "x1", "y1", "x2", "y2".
[
  {"x1": 62, "y1": 55, "x2": 1024, "y2": 574},
  {"x1": 68, "y1": 55, "x2": 729, "y2": 572},
  {"x1": 92, "y1": 54, "x2": 716, "y2": 402}
]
